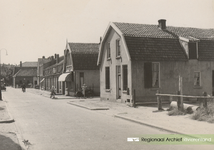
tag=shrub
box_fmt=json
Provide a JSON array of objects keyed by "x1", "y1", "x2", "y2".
[
  {"x1": 191, "y1": 101, "x2": 214, "y2": 123},
  {"x1": 168, "y1": 107, "x2": 186, "y2": 116}
]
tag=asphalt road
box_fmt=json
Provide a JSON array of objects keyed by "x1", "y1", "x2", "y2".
[{"x1": 3, "y1": 87, "x2": 213, "y2": 150}]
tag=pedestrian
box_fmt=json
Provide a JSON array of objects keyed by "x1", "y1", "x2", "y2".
[
  {"x1": 22, "y1": 83, "x2": 26, "y2": 92},
  {"x1": 50, "y1": 86, "x2": 56, "y2": 99}
]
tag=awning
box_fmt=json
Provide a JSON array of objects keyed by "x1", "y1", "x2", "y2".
[
  {"x1": 40, "y1": 78, "x2": 45, "y2": 83},
  {"x1": 58, "y1": 73, "x2": 72, "y2": 82}
]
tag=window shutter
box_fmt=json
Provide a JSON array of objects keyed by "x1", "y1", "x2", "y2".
[{"x1": 144, "y1": 62, "x2": 152, "y2": 88}]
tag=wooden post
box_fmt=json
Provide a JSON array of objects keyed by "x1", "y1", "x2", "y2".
[
  {"x1": 157, "y1": 90, "x2": 163, "y2": 111},
  {"x1": 203, "y1": 92, "x2": 208, "y2": 108},
  {"x1": 177, "y1": 90, "x2": 181, "y2": 110},
  {"x1": 133, "y1": 89, "x2": 136, "y2": 108},
  {"x1": 179, "y1": 76, "x2": 184, "y2": 110}
]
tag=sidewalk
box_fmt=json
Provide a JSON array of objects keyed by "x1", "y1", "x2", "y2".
[
  {"x1": 28, "y1": 88, "x2": 214, "y2": 136},
  {"x1": 0, "y1": 99, "x2": 22, "y2": 150},
  {"x1": 0, "y1": 100, "x2": 14, "y2": 123}
]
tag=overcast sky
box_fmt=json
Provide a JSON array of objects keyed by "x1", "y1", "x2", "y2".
[{"x1": 0, "y1": 0, "x2": 214, "y2": 65}]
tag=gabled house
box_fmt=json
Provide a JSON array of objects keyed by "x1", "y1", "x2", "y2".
[
  {"x1": 97, "y1": 19, "x2": 214, "y2": 105},
  {"x1": 58, "y1": 42, "x2": 100, "y2": 96},
  {"x1": 13, "y1": 61, "x2": 38, "y2": 88}
]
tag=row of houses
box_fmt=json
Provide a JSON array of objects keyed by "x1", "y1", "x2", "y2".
[{"x1": 13, "y1": 19, "x2": 214, "y2": 105}]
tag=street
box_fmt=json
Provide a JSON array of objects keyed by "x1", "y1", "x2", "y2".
[{"x1": 2, "y1": 87, "x2": 213, "y2": 150}]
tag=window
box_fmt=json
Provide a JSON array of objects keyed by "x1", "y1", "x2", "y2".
[
  {"x1": 80, "y1": 72, "x2": 84, "y2": 87},
  {"x1": 144, "y1": 62, "x2": 160, "y2": 88},
  {"x1": 152, "y1": 63, "x2": 159, "y2": 88},
  {"x1": 105, "y1": 67, "x2": 110, "y2": 89},
  {"x1": 194, "y1": 72, "x2": 201, "y2": 86},
  {"x1": 116, "y1": 39, "x2": 121, "y2": 57},
  {"x1": 123, "y1": 65, "x2": 128, "y2": 90},
  {"x1": 189, "y1": 42, "x2": 198, "y2": 59},
  {"x1": 107, "y1": 42, "x2": 111, "y2": 59}
]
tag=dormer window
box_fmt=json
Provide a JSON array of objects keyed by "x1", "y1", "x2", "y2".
[
  {"x1": 188, "y1": 42, "x2": 198, "y2": 59},
  {"x1": 179, "y1": 36, "x2": 199, "y2": 60}
]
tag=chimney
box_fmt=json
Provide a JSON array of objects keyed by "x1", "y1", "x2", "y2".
[
  {"x1": 56, "y1": 54, "x2": 59, "y2": 64},
  {"x1": 20, "y1": 61, "x2": 22, "y2": 68},
  {"x1": 158, "y1": 19, "x2": 166, "y2": 30},
  {"x1": 99, "y1": 37, "x2": 102, "y2": 44},
  {"x1": 55, "y1": 54, "x2": 57, "y2": 59},
  {"x1": 42, "y1": 56, "x2": 45, "y2": 59}
]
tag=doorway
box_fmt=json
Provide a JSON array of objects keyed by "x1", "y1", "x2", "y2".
[
  {"x1": 212, "y1": 71, "x2": 214, "y2": 96},
  {"x1": 116, "y1": 66, "x2": 121, "y2": 99}
]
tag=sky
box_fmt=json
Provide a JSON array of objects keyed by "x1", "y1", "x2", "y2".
[{"x1": 0, "y1": 0, "x2": 214, "y2": 65}]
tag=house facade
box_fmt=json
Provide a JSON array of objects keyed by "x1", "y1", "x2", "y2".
[
  {"x1": 98, "y1": 20, "x2": 214, "y2": 104},
  {"x1": 37, "y1": 56, "x2": 53, "y2": 89},
  {"x1": 43, "y1": 54, "x2": 64, "y2": 93},
  {"x1": 58, "y1": 42, "x2": 100, "y2": 96},
  {"x1": 13, "y1": 61, "x2": 38, "y2": 88}
]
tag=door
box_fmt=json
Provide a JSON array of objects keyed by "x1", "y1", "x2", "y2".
[
  {"x1": 212, "y1": 71, "x2": 214, "y2": 96},
  {"x1": 116, "y1": 66, "x2": 121, "y2": 99}
]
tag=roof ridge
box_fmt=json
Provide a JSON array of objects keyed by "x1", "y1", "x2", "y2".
[{"x1": 113, "y1": 22, "x2": 214, "y2": 30}]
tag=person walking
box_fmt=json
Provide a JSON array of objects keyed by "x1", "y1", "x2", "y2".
[
  {"x1": 22, "y1": 83, "x2": 26, "y2": 92},
  {"x1": 50, "y1": 86, "x2": 56, "y2": 99}
]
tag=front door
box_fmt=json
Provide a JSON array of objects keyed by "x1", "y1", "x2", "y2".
[
  {"x1": 212, "y1": 71, "x2": 214, "y2": 96},
  {"x1": 116, "y1": 66, "x2": 121, "y2": 99}
]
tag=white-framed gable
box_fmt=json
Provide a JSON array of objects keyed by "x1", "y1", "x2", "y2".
[
  {"x1": 63, "y1": 41, "x2": 74, "y2": 72},
  {"x1": 97, "y1": 22, "x2": 131, "y2": 66}
]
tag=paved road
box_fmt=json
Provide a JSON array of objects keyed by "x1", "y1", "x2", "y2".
[{"x1": 3, "y1": 87, "x2": 213, "y2": 150}]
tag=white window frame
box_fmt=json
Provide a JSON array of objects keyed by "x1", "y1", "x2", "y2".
[
  {"x1": 116, "y1": 39, "x2": 121, "y2": 57},
  {"x1": 194, "y1": 71, "x2": 201, "y2": 86},
  {"x1": 152, "y1": 62, "x2": 160, "y2": 88},
  {"x1": 107, "y1": 42, "x2": 111, "y2": 60}
]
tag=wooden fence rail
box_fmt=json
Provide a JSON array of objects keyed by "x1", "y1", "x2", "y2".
[{"x1": 156, "y1": 91, "x2": 213, "y2": 111}]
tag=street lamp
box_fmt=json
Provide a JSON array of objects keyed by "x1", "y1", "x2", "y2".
[{"x1": 0, "y1": 48, "x2": 8, "y2": 100}]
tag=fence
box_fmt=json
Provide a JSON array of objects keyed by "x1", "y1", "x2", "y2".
[{"x1": 156, "y1": 90, "x2": 214, "y2": 111}]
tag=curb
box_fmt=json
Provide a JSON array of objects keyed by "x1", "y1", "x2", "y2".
[
  {"x1": 2, "y1": 97, "x2": 26, "y2": 150},
  {"x1": 67, "y1": 102, "x2": 109, "y2": 110},
  {"x1": 0, "y1": 101, "x2": 15, "y2": 123},
  {"x1": 114, "y1": 114, "x2": 185, "y2": 135},
  {"x1": 0, "y1": 119, "x2": 15, "y2": 123}
]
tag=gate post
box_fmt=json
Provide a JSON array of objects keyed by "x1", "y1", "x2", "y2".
[
  {"x1": 157, "y1": 90, "x2": 163, "y2": 111},
  {"x1": 203, "y1": 92, "x2": 208, "y2": 109}
]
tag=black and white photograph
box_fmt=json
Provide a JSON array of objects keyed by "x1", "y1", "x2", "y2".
[{"x1": 0, "y1": 0, "x2": 214, "y2": 150}]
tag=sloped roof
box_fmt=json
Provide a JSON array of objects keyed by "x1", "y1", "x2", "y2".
[
  {"x1": 19, "y1": 62, "x2": 38, "y2": 67},
  {"x1": 113, "y1": 22, "x2": 214, "y2": 40},
  {"x1": 69, "y1": 43, "x2": 99, "y2": 54},
  {"x1": 125, "y1": 37, "x2": 187, "y2": 61},
  {"x1": 106, "y1": 22, "x2": 214, "y2": 61},
  {"x1": 13, "y1": 68, "x2": 37, "y2": 77},
  {"x1": 198, "y1": 40, "x2": 214, "y2": 60},
  {"x1": 68, "y1": 43, "x2": 99, "y2": 70}
]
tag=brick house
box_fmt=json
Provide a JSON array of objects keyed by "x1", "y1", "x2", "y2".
[
  {"x1": 97, "y1": 19, "x2": 214, "y2": 105},
  {"x1": 13, "y1": 61, "x2": 38, "y2": 88},
  {"x1": 59, "y1": 42, "x2": 100, "y2": 96},
  {"x1": 43, "y1": 55, "x2": 64, "y2": 93}
]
